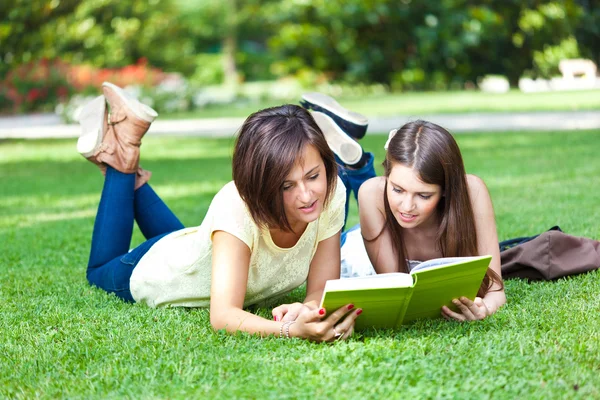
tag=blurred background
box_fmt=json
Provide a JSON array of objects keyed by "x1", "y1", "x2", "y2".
[{"x1": 1, "y1": 0, "x2": 599, "y2": 121}]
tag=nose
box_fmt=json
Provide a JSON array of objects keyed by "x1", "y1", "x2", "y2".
[
  {"x1": 297, "y1": 182, "x2": 312, "y2": 203},
  {"x1": 401, "y1": 195, "x2": 416, "y2": 212}
]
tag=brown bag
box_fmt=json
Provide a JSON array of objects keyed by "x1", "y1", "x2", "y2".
[{"x1": 501, "y1": 229, "x2": 600, "y2": 280}]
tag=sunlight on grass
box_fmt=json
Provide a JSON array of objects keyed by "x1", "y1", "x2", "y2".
[
  {"x1": 2, "y1": 209, "x2": 96, "y2": 230},
  {"x1": 142, "y1": 137, "x2": 235, "y2": 161},
  {"x1": 153, "y1": 181, "x2": 227, "y2": 199},
  {"x1": 0, "y1": 140, "x2": 81, "y2": 163},
  {"x1": 0, "y1": 192, "x2": 99, "y2": 210}
]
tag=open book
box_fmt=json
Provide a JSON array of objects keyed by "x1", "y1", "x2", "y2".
[{"x1": 320, "y1": 255, "x2": 492, "y2": 330}]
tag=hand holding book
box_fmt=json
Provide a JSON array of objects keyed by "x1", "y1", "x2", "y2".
[{"x1": 442, "y1": 296, "x2": 489, "y2": 321}]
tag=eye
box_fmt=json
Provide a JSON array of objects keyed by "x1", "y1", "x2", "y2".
[
  {"x1": 392, "y1": 187, "x2": 403, "y2": 194},
  {"x1": 419, "y1": 194, "x2": 432, "y2": 200},
  {"x1": 283, "y1": 184, "x2": 292, "y2": 191},
  {"x1": 308, "y1": 173, "x2": 319, "y2": 180}
]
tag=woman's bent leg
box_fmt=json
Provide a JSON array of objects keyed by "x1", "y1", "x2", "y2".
[
  {"x1": 134, "y1": 183, "x2": 185, "y2": 239},
  {"x1": 86, "y1": 233, "x2": 167, "y2": 302},
  {"x1": 344, "y1": 152, "x2": 376, "y2": 200},
  {"x1": 88, "y1": 166, "x2": 136, "y2": 268},
  {"x1": 337, "y1": 152, "x2": 377, "y2": 228}
]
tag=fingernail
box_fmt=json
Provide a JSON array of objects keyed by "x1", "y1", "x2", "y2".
[
  {"x1": 356, "y1": 309, "x2": 363, "y2": 315},
  {"x1": 274, "y1": 316, "x2": 279, "y2": 321},
  {"x1": 347, "y1": 304, "x2": 354, "y2": 310},
  {"x1": 319, "y1": 308, "x2": 325, "y2": 315}
]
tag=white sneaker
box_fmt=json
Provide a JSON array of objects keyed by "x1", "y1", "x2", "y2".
[
  {"x1": 311, "y1": 111, "x2": 363, "y2": 165},
  {"x1": 301, "y1": 93, "x2": 368, "y2": 139},
  {"x1": 76, "y1": 95, "x2": 106, "y2": 158}
]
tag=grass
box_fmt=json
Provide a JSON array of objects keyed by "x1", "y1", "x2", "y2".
[
  {"x1": 164, "y1": 89, "x2": 600, "y2": 119},
  {"x1": 1, "y1": 129, "x2": 600, "y2": 399}
]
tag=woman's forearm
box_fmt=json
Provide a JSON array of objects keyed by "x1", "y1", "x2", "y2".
[
  {"x1": 303, "y1": 289, "x2": 324, "y2": 309},
  {"x1": 210, "y1": 306, "x2": 285, "y2": 337},
  {"x1": 483, "y1": 290, "x2": 506, "y2": 316}
]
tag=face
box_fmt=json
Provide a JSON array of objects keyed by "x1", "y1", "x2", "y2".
[
  {"x1": 281, "y1": 144, "x2": 328, "y2": 232},
  {"x1": 386, "y1": 163, "x2": 443, "y2": 230}
]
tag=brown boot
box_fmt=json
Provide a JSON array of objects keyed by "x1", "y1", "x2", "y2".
[
  {"x1": 93, "y1": 82, "x2": 158, "y2": 174},
  {"x1": 135, "y1": 167, "x2": 152, "y2": 190}
]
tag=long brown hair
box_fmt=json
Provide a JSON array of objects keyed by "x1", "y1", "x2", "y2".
[
  {"x1": 232, "y1": 104, "x2": 337, "y2": 232},
  {"x1": 380, "y1": 120, "x2": 502, "y2": 296}
]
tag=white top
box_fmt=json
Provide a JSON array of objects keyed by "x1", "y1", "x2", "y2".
[
  {"x1": 130, "y1": 177, "x2": 346, "y2": 308},
  {"x1": 340, "y1": 226, "x2": 421, "y2": 278}
]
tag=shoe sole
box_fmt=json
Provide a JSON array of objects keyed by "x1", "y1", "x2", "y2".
[
  {"x1": 102, "y1": 82, "x2": 158, "y2": 123},
  {"x1": 76, "y1": 95, "x2": 105, "y2": 158},
  {"x1": 301, "y1": 93, "x2": 368, "y2": 127},
  {"x1": 311, "y1": 111, "x2": 363, "y2": 165}
]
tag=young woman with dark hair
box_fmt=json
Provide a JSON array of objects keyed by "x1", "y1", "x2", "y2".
[
  {"x1": 77, "y1": 83, "x2": 361, "y2": 342},
  {"x1": 300, "y1": 94, "x2": 505, "y2": 321}
]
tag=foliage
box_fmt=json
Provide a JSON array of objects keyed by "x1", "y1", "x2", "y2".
[
  {"x1": 2, "y1": 0, "x2": 599, "y2": 96},
  {"x1": 0, "y1": 0, "x2": 194, "y2": 76},
  {"x1": 0, "y1": 58, "x2": 72, "y2": 113},
  {"x1": 1, "y1": 130, "x2": 600, "y2": 398},
  {"x1": 0, "y1": 57, "x2": 168, "y2": 114},
  {"x1": 530, "y1": 36, "x2": 581, "y2": 78},
  {"x1": 67, "y1": 58, "x2": 166, "y2": 92},
  {"x1": 264, "y1": 0, "x2": 596, "y2": 88}
]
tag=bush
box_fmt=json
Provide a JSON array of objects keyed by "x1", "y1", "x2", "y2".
[
  {"x1": 1, "y1": 58, "x2": 169, "y2": 115},
  {"x1": 1, "y1": 59, "x2": 73, "y2": 113}
]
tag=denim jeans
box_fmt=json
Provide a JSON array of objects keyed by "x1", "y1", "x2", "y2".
[
  {"x1": 86, "y1": 167, "x2": 184, "y2": 302},
  {"x1": 338, "y1": 152, "x2": 376, "y2": 246}
]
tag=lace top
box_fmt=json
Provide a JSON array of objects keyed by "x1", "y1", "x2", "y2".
[{"x1": 130, "y1": 177, "x2": 346, "y2": 308}]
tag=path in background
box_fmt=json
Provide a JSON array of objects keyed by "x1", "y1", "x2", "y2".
[{"x1": 0, "y1": 110, "x2": 599, "y2": 139}]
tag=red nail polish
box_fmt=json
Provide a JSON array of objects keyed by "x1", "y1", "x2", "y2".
[
  {"x1": 347, "y1": 304, "x2": 354, "y2": 310},
  {"x1": 319, "y1": 308, "x2": 325, "y2": 315},
  {"x1": 356, "y1": 309, "x2": 363, "y2": 315},
  {"x1": 274, "y1": 316, "x2": 279, "y2": 321}
]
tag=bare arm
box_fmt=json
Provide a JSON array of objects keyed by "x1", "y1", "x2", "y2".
[
  {"x1": 468, "y1": 174, "x2": 506, "y2": 314},
  {"x1": 442, "y1": 175, "x2": 506, "y2": 321},
  {"x1": 210, "y1": 230, "x2": 282, "y2": 336},
  {"x1": 304, "y1": 230, "x2": 342, "y2": 306},
  {"x1": 358, "y1": 177, "x2": 399, "y2": 274}
]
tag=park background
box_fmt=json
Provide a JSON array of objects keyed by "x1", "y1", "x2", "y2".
[{"x1": 1, "y1": 1, "x2": 600, "y2": 399}]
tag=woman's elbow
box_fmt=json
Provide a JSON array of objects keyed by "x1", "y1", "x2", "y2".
[{"x1": 209, "y1": 305, "x2": 239, "y2": 332}]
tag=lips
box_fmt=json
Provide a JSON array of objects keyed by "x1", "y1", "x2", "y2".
[
  {"x1": 299, "y1": 200, "x2": 318, "y2": 213},
  {"x1": 398, "y1": 212, "x2": 417, "y2": 223}
]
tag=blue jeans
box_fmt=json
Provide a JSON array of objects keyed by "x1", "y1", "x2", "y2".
[
  {"x1": 86, "y1": 167, "x2": 184, "y2": 302},
  {"x1": 338, "y1": 152, "x2": 376, "y2": 246}
]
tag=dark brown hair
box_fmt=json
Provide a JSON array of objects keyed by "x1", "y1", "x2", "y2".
[
  {"x1": 380, "y1": 120, "x2": 502, "y2": 296},
  {"x1": 232, "y1": 104, "x2": 337, "y2": 232}
]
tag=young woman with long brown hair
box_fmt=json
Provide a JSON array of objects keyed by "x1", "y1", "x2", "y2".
[
  {"x1": 76, "y1": 83, "x2": 361, "y2": 342},
  {"x1": 301, "y1": 94, "x2": 505, "y2": 321}
]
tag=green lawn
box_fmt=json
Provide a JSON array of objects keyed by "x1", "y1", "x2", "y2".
[
  {"x1": 164, "y1": 89, "x2": 600, "y2": 119},
  {"x1": 1, "y1": 130, "x2": 599, "y2": 398}
]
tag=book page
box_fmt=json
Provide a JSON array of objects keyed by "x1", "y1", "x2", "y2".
[
  {"x1": 324, "y1": 273, "x2": 413, "y2": 292},
  {"x1": 409, "y1": 256, "x2": 485, "y2": 274}
]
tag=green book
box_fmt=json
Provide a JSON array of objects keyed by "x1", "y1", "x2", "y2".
[{"x1": 320, "y1": 255, "x2": 492, "y2": 330}]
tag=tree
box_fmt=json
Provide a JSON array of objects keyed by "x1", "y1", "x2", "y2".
[{"x1": 0, "y1": 0, "x2": 194, "y2": 76}]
